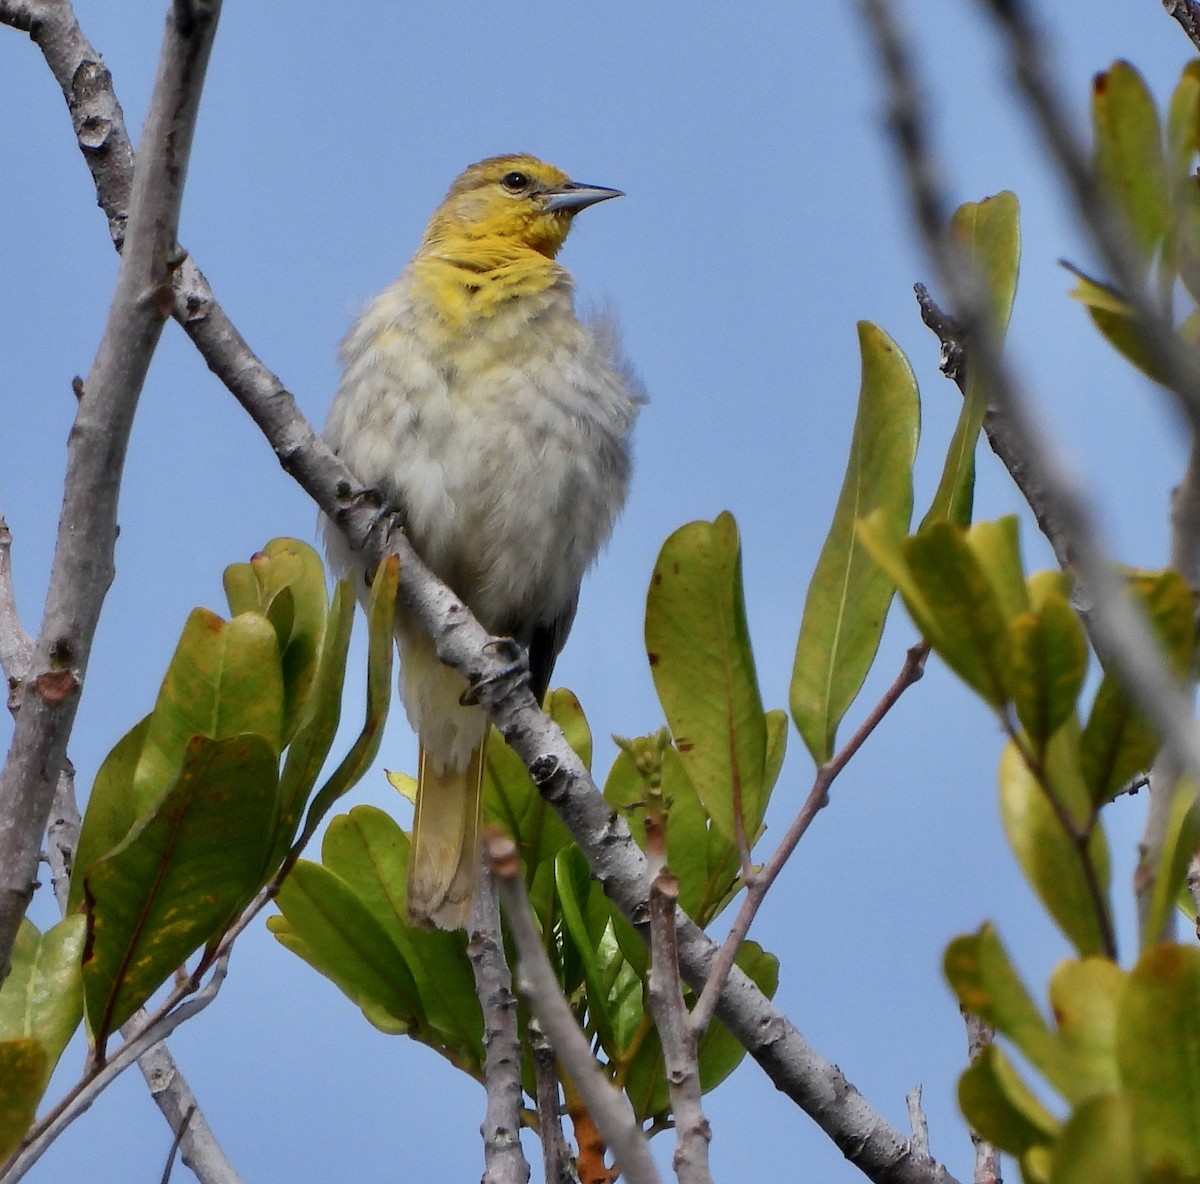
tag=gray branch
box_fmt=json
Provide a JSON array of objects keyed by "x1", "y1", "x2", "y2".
[
  {"x1": 468, "y1": 867, "x2": 531, "y2": 1184},
  {"x1": 487, "y1": 834, "x2": 661, "y2": 1184},
  {"x1": 646, "y1": 870, "x2": 712, "y2": 1184}
]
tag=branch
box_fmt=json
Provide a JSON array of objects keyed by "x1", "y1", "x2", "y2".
[
  {"x1": 0, "y1": 0, "x2": 221, "y2": 984},
  {"x1": 961, "y1": 1015, "x2": 1001, "y2": 1184},
  {"x1": 530, "y1": 1021, "x2": 580, "y2": 1184},
  {"x1": 1163, "y1": 0, "x2": 1200, "y2": 54},
  {"x1": 690, "y1": 642, "x2": 928, "y2": 1036},
  {"x1": 6, "y1": 8, "x2": 961, "y2": 1180},
  {"x1": 468, "y1": 866, "x2": 531, "y2": 1184},
  {"x1": 913, "y1": 287, "x2": 1079, "y2": 580},
  {"x1": 646, "y1": 860, "x2": 712, "y2": 1184},
  {"x1": 865, "y1": 0, "x2": 1200, "y2": 925},
  {"x1": 485, "y1": 833, "x2": 661, "y2": 1184}
]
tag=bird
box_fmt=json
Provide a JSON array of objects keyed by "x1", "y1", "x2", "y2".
[{"x1": 322, "y1": 154, "x2": 642, "y2": 929}]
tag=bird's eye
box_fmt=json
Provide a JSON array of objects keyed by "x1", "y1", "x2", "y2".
[{"x1": 501, "y1": 170, "x2": 531, "y2": 192}]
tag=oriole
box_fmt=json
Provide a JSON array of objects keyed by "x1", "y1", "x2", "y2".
[{"x1": 323, "y1": 154, "x2": 641, "y2": 929}]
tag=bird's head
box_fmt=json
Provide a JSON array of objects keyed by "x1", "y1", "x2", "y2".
[{"x1": 421, "y1": 154, "x2": 622, "y2": 259}]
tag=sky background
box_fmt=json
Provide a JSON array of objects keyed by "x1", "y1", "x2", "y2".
[{"x1": 1, "y1": 2, "x2": 1192, "y2": 1181}]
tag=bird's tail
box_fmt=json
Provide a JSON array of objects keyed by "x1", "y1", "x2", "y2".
[{"x1": 408, "y1": 740, "x2": 486, "y2": 930}]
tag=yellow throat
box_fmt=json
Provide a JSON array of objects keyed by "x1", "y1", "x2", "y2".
[{"x1": 409, "y1": 154, "x2": 622, "y2": 323}]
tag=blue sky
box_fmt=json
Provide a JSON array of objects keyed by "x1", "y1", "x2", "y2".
[{"x1": 1, "y1": 2, "x2": 1193, "y2": 1180}]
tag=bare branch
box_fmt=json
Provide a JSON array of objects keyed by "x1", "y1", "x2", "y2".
[
  {"x1": 913, "y1": 286, "x2": 1079, "y2": 580},
  {"x1": 962, "y1": 1015, "x2": 1001, "y2": 1184},
  {"x1": 1163, "y1": 0, "x2": 1200, "y2": 57},
  {"x1": 468, "y1": 866, "x2": 531, "y2": 1184},
  {"x1": 0, "y1": 517, "x2": 33, "y2": 687},
  {"x1": 486, "y1": 833, "x2": 661, "y2": 1184},
  {"x1": 0, "y1": 0, "x2": 222, "y2": 983},
  {"x1": 905, "y1": 1085, "x2": 929, "y2": 1160},
  {"x1": 690, "y1": 643, "x2": 928, "y2": 1036},
  {"x1": 646, "y1": 864, "x2": 712, "y2": 1184},
  {"x1": 529, "y1": 1021, "x2": 579, "y2": 1184}
]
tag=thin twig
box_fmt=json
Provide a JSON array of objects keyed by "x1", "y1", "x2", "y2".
[
  {"x1": 866, "y1": 0, "x2": 1200, "y2": 935},
  {"x1": 913, "y1": 286, "x2": 1079, "y2": 580},
  {"x1": 690, "y1": 643, "x2": 928, "y2": 1036},
  {"x1": 158, "y1": 1105, "x2": 194, "y2": 1184},
  {"x1": 1164, "y1": 0, "x2": 1200, "y2": 59},
  {"x1": 646, "y1": 863, "x2": 712, "y2": 1184},
  {"x1": 486, "y1": 832, "x2": 661, "y2": 1184},
  {"x1": 468, "y1": 865, "x2": 531, "y2": 1184},
  {"x1": 0, "y1": 0, "x2": 222, "y2": 986},
  {"x1": 0, "y1": 516, "x2": 33, "y2": 687},
  {"x1": 530, "y1": 1021, "x2": 579, "y2": 1184},
  {"x1": 962, "y1": 1014, "x2": 1001, "y2": 1184},
  {"x1": 905, "y1": 1085, "x2": 929, "y2": 1160},
  {"x1": 4, "y1": 6, "x2": 962, "y2": 1178}
]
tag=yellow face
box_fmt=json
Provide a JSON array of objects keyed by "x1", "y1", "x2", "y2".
[{"x1": 423, "y1": 154, "x2": 618, "y2": 258}]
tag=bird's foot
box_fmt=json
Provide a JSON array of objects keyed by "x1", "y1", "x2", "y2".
[{"x1": 459, "y1": 636, "x2": 529, "y2": 706}]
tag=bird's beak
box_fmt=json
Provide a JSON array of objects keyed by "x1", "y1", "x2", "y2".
[{"x1": 543, "y1": 181, "x2": 624, "y2": 213}]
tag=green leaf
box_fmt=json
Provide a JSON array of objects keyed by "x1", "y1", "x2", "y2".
[
  {"x1": 967, "y1": 517, "x2": 1029, "y2": 623},
  {"x1": 556, "y1": 848, "x2": 619, "y2": 1058},
  {"x1": 645, "y1": 513, "x2": 767, "y2": 845},
  {"x1": 243, "y1": 539, "x2": 330, "y2": 743},
  {"x1": 298, "y1": 555, "x2": 397, "y2": 841},
  {"x1": 318, "y1": 807, "x2": 481, "y2": 1066},
  {"x1": 1068, "y1": 269, "x2": 1170, "y2": 385},
  {"x1": 1116, "y1": 944, "x2": 1200, "y2": 1174},
  {"x1": 1009, "y1": 592, "x2": 1089, "y2": 756},
  {"x1": 1049, "y1": 1093, "x2": 1138, "y2": 1184},
  {"x1": 135, "y1": 608, "x2": 284, "y2": 807},
  {"x1": 0, "y1": 918, "x2": 85, "y2": 1073},
  {"x1": 999, "y1": 734, "x2": 1113, "y2": 957},
  {"x1": 1048, "y1": 959, "x2": 1122, "y2": 1102},
  {"x1": 958, "y1": 1043, "x2": 1059, "y2": 1155},
  {"x1": 1093, "y1": 61, "x2": 1168, "y2": 275},
  {"x1": 69, "y1": 716, "x2": 151, "y2": 913},
  {"x1": 904, "y1": 522, "x2": 1013, "y2": 708},
  {"x1": 1167, "y1": 62, "x2": 1200, "y2": 301},
  {"x1": 923, "y1": 192, "x2": 1021, "y2": 527},
  {"x1": 271, "y1": 578, "x2": 356, "y2": 866},
  {"x1": 790, "y1": 321, "x2": 918, "y2": 766},
  {"x1": 0, "y1": 1038, "x2": 49, "y2": 1160},
  {"x1": 82, "y1": 734, "x2": 279, "y2": 1043},
  {"x1": 269, "y1": 860, "x2": 422, "y2": 1036},
  {"x1": 1080, "y1": 570, "x2": 1195, "y2": 804},
  {"x1": 944, "y1": 924, "x2": 1066, "y2": 1093},
  {"x1": 1144, "y1": 780, "x2": 1200, "y2": 951}
]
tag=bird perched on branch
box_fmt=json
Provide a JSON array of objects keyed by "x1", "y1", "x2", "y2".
[{"x1": 323, "y1": 154, "x2": 641, "y2": 929}]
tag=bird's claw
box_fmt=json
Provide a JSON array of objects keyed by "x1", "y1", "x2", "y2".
[{"x1": 459, "y1": 636, "x2": 529, "y2": 706}]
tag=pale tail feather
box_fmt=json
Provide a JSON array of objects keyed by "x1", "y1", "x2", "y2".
[{"x1": 408, "y1": 741, "x2": 486, "y2": 930}]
